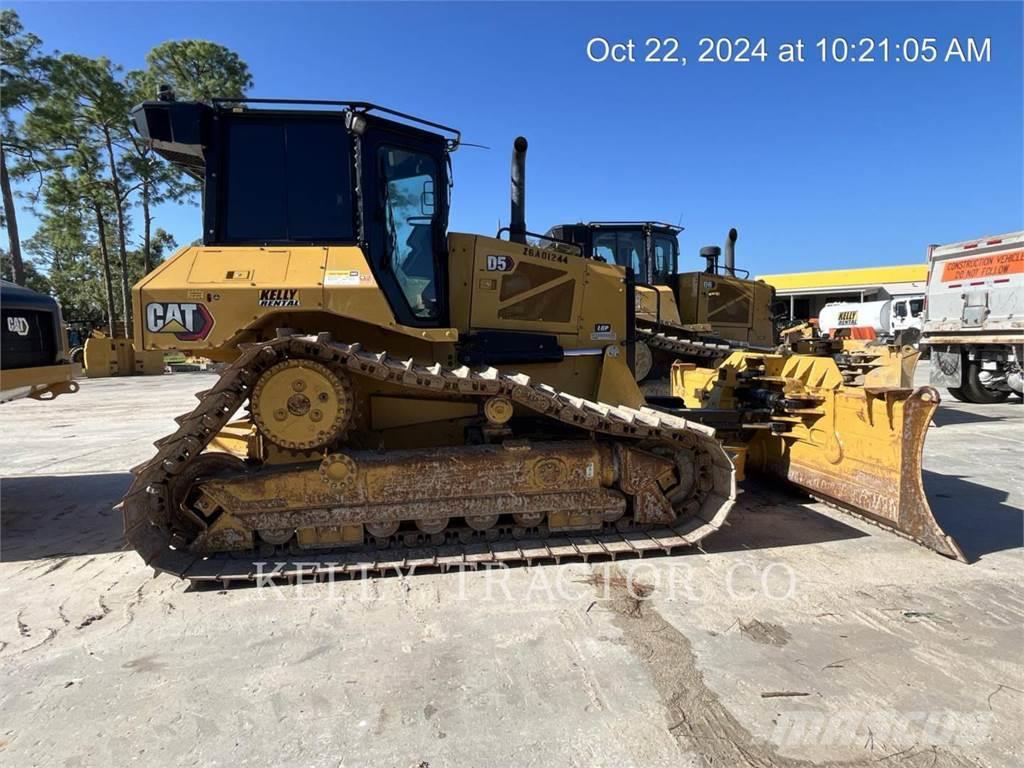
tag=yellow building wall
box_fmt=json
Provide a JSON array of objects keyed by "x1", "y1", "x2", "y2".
[{"x1": 757, "y1": 264, "x2": 927, "y2": 292}]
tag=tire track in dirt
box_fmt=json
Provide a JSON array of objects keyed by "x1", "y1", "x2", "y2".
[
  {"x1": 587, "y1": 567, "x2": 979, "y2": 768},
  {"x1": 76, "y1": 596, "x2": 110, "y2": 629}
]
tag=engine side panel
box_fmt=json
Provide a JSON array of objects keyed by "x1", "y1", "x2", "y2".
[{"x1": 133, "y1": 244, "x2": 457, "y2": 359}]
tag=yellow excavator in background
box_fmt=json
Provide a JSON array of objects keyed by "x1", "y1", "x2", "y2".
[{"x1": 119, "y1": 94, "x2": 961, "y2": 583}]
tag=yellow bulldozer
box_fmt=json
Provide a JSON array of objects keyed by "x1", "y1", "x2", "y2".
[
  {"x1": 119, "y1": 95, "x2": 961, "y2": 583},
  {"x1": 1, "y1": 280, "x2": 79, "y2": 404},
  {"x1": 543, "y1": 222, "x2": 776, "y2": 380}
]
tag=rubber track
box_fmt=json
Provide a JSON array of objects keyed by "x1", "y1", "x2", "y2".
[{"x1": 118, "y1": 335, "x2": 736, "y2": 584}]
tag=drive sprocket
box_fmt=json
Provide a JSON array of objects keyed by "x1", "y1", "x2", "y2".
[{"x1": 251, "y1": 359, "x2": 353, "y2": 450}]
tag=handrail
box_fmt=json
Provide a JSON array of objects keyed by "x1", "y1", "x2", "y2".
[
  {"x1": 583, "y1": 220, "x2": 683, "y2": 234},
  {"x1": 210, "y1": 97, "x2": 462, "y2": 146},
  {"x1": 495, "y1": 228, "x2": 584, "y2": 257}
]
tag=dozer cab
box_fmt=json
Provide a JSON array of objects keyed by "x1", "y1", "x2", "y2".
[
  {"x1": 544, "y1": 221, "x2": 776, "y2": 379},
  {"x1": 120, "y1": 95, "x2": 961, "y2": 583}
]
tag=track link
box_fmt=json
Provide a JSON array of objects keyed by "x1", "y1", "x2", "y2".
[
  {"x1": 637, "y1": 324, "x2": 746, "y2": 363},
  {"x1": 638, "y1": 327, "x2": 731, "y2": 361},
  {"x1": 118, "y1": 335, "x2": 736, "y2": 583}
]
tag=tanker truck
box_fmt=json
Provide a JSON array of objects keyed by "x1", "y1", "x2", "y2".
[
  {"x1": 921, "y1": 231, "x2": 1023, "y2": 403},
  {"x1": 817, "y1": 296, "x2": 924, "y2": 343}
]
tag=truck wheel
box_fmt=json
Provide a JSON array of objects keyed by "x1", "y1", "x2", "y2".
[
  {"x1": 961, "y1": 362, "x2": 1011, "y2": 404},
  {"x1": 945, "y1": 387, "x2": 970, "y2": 403}
]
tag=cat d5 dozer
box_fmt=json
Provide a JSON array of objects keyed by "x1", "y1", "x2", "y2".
[
  {"x1": 544, "y1": 222, "x2": 776, "y2": 379},
  {"x1": 120, "y1": 95, "x2": 960, "y2": 583}
]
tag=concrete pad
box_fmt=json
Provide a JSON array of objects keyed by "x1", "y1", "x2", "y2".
[{"x1": 0, "y1": 365, "x2": 1021, "y2": 767}]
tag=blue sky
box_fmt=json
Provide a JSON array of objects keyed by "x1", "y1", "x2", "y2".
[{"x1": 10, "y1": 1, "x2": 1023, "y2": 275}]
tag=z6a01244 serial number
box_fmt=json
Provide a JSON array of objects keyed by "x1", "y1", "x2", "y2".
[{"x1": 585, "y1": 36, "x2": 992, "y2": 65}]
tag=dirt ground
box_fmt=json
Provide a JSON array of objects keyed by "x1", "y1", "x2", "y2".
[{"x1": 1, "y1": 363, "x2": 1021, "y2": 768}]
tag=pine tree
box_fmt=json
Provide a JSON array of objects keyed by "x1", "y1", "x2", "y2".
[{"x1": 0, "y1": 10, "x2": 52, "y2": 286}]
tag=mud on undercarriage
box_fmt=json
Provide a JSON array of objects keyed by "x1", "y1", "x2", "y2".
[{"x1": 119, "y1": 334, "x2": 736, "y2": 583}]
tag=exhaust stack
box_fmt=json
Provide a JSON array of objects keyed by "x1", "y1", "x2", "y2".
[
  {"x1": 724, "y1": 227, "x2": 738, "y2": 276},
  {"x1": 510, "y1": 136, "x2": 528, "y2": 244}
]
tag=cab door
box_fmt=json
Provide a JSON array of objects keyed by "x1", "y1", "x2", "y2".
[{"x1": 358, "y1": 121, "x2": 450, "y2": 328}]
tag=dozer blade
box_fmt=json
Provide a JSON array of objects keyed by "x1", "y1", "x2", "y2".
[{"x1": 749, "y1": 386, "x2": 965, "y2": 561}]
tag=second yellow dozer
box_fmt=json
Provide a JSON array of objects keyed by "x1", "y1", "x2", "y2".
[
  {"x1": 119, "y1": 95, "x2": 961, "y2": 583},
  {"x1": 667, "y1": 326, "x2": 964, "y2": 560},
  {"x1": 543, "y1": 222, "x2": 777, "y2": 380}
]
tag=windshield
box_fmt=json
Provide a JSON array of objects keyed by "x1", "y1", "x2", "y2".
[
  {"x1": 592, "y1": 230, "x2": 645, "y2": 276},
  {"x1": 380, "y1": 147, "x2": 440, "y2": 319}
]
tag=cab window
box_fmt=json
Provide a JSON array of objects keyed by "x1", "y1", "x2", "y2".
[
  {"x1": 592, "y1": 232, "x2": 617, "y2": 265},
  {"x1": 593, "y1": 231, "x2": 645, "y2": 275},
  {"x1": 616, "y1": 231, "x2": 645, "y2": 276},
  {"x1": 652, "y1": 234, "x2": 677, "y2": 280},
  {"x1": 380, "y1": 147, "x2": 440, "y2": 319},
  {"x1": 909, "y1": 298, "x2": 924, "y2": 317},
  {"x1": 222, "y1": 117, "x2": 353, "y2": 243}
]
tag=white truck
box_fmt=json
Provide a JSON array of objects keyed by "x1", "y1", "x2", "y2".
[
  {"x1": 817, "y1": 296, "x2": 924, "y2": 342},
  {"x1": 922, "y1": 231, "x2": 1023, "y2": 403}
]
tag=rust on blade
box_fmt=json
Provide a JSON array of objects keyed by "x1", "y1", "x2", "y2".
[{"x1": 766, "y1": 387, "x2": 965, "y2": 561}]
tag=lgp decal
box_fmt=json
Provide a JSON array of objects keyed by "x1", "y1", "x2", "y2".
[
  {"x1": 6, "y1": 316, "x2": 30, "y2": 336},
  {"x1": 258, "y1": 289, "x2": 300, "y2": 308},
  {"x1": 145, "y1": 302, "x2": 215, "y2": 341},
  {"x1": 591, "y1": 322, "x2": 616, "y2": 341}
]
